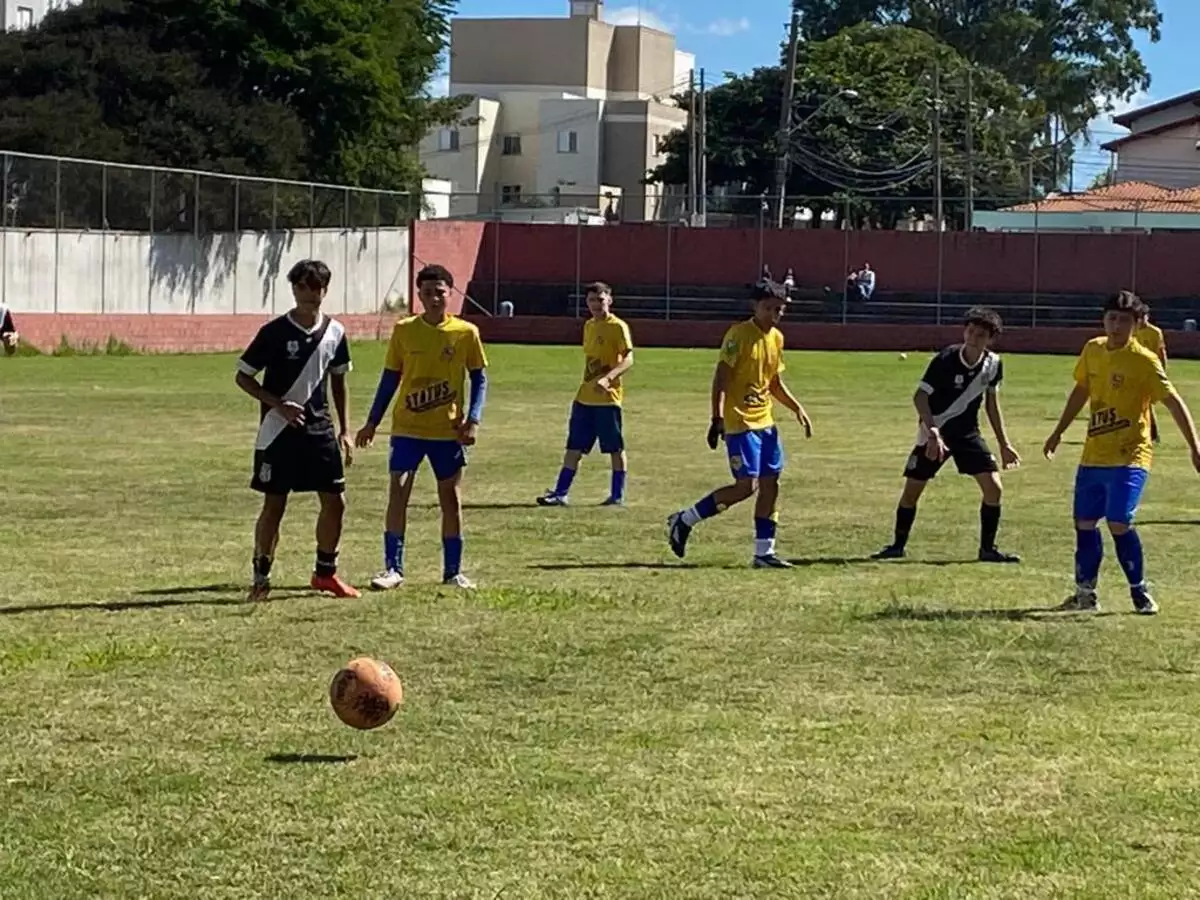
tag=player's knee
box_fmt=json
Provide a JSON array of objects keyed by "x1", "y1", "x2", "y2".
[
  {"x1": 1107, "y1": 521, "x2": 1131, "y2": 536},
  {"x1": 261, "y1": 493, "x2": 288, "y2": 518},
  {"x1": 731, "y1": 478, "x2": 757, "y2": 500},
  {"x1": 319, "y1": 492, "x2": 345, "y2": 516},
  {"x1": 1075, "y1": 519, "x2": 1099, "y2": 531}
]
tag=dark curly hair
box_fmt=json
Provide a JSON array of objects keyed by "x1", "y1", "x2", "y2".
[{"x1": 965, "y1": 306, "x2": 1002, "y2": 336}]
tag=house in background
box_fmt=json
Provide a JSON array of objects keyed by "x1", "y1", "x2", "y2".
[
  {"x1": 419, "y1": 0, "x2": 692, "y2": 223},
  {"x1": 1100, "y1": 90, "x2": 1200, "y2": 189},
  {"x1": 3, "y1": 0, "x2": 72, "y2": 30},
  {"x1": 974, "y1": 181, "x2": 1200, "y2": 233}
]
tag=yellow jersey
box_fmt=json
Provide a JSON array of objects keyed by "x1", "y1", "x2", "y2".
[
  {"x1": 575, "y1": 314, "x2": 633, "y2": 407},
  {"x1": 1073, "y1": 336, "x2": 1173, "y2": 469},
  {"x1": 719, "y1": 319, "x2": 785, "y2": 434},
  {"x1": 1136, "y1": 322, "x2": 1165, "y2": 357},
  {"x1": 384, "y1": 315, "x2": 488, "y2": 440}
]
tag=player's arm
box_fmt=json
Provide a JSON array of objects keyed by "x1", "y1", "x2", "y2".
[
  {"x1": 769, "y1": 375, "x2": 812, "y2": 437},
  {"x1": 1043, "y1": 383, "x2": 1090, "y2": 460},
  {"x1": 1, "y1": 310, "x2": 18, "y2": 355},
  {"x1": 458, "y1": 331, "x2": 489, "y2": 445},
  {"x1": 707, "y1": 360, "x2": 731, "y2": 449},
  {"x1": 1161, "y1": 392, "x2": 1200, "y2": 471},
  {"x1": 912, "y1": 357, "x2": 948, "y2": 456},
  {"x1": 329, "y1": 338, "x2": 353, "y2": 461},
  {"x1": 357, "y1": 330, "x2": 404, "y2": 447},
  {"x1": 984, "y1": 389, "x2": 1020, "y2": 467},
  {"x1": 599, "y1": 349, "x2": 634, "y2": 387}
]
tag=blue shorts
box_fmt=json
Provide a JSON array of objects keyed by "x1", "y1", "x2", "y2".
[
  {"x1": 1073, "y1": 465, "x2": 1149, "y2": 525},
  {"x1": 389, "y1": 436, "x2": 466, "y2": 482},
  {"x1": 726, "y1": 426, "x2": 784, "y2": 479},
  {"x1": 566, "y1": 402, "x2": 624, "y2": 454}
]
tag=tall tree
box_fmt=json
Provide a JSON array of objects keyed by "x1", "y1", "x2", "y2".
[{"x1": 790, "y1": 0, "x2": 1162, "y2": 135}]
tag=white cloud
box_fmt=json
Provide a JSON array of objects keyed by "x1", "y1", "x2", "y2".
[
  {"x1": 427, "y1": 73, "x2": 449, "y2": 97},
  {"x1": 603, "y1": 5, "x2": 674, "y2": 33},
  {"x1": 1084, "y1": 90, "x2": 1152, "y2": 143},
  {"x1": 702, "y1": 17, "x2": 750, "y2": 37}
]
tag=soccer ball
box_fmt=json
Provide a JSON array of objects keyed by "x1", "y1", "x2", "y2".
[{"x1": 329, "y1": 656, "x2": 404, "y2": 730}]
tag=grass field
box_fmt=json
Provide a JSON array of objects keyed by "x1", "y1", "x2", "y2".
[{"x1": 4, "y1": 342, "x2": 1200, "y2": 899}]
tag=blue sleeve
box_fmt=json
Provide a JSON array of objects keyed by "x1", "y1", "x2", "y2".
[
  {"x1": 467, "y1": 368, "x2": 487, "y2": 423},
  {"x1": 368, "y1": 369, "x2": 401, "y2": 427}
]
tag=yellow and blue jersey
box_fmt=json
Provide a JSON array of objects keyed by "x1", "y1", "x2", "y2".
[
  {"x1": 1073, "y1": 336, "x2": 1173, "y2": 470},
  {"x1": 1136, "y1": 322, "x2": 1165, "y2": 358},
  {"x1": 576, "y1": 315, "x2": 633, "y2": 407},
  {"x1": 384, "y1": 315, "x2": 487, "y2": 440},
  {"x1": 719, "y1": 319, "x2": 785, "y2": 435}
]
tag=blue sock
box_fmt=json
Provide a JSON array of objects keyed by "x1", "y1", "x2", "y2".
[
  {"x1": 611, "y1": 470, "x2": 627, "y2": 500},
  {"x1": 553, "y1": 467, "x2": 576, "y2": 497},
  {"x1": 384, "y1": 531, "x2": 404, "y2": 573},
  {"x1": 1075, "y1": 528, "x2": 1103, "y2": 587},
  {"x1": 681, "y1": 493, "x2": 721, "y2": 527},
  {"x1": 754, "y1": 517, "x2": 777, "y2": 558},
  {"x1": 1113, "y1": 529, "x2": 1146, "y2": 588},
  {"x1": 443, "y1": 535, "x2": 463, "y2": 580}
]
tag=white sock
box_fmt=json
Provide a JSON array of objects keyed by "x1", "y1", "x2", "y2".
[
  {"x1": 755, "y1": 538, "x2": 776, "y2": 558},
  {"x1": 680, "y1": 506, "x2": 702, "y2": 527}
]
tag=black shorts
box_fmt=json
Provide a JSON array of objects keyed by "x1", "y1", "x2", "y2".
[
  {"x1": 251, "y1": 429, "x2": 345, "y2": 495},
  {"x1": 904, "y1": 433, "x2": 998, "y2": 482}
]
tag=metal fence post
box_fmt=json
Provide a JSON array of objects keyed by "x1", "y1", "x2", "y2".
[
  {"x1": 309, "y1": 183, "x2": 315, "y2": 257},
  {"x1": 101, "y1": 163, "x2": 108, "y2": 314},
  {"x1": 54, "y1": 158, "x2": 61, "y2": 313},
  {"x1": 841, "y1": 196, "x2": 851, "y2": 325},
  {"x1": 147, "y1": 168, "x2": 155, "y2": 313},
  {"x1": 271, "y1": 181, "x2": 278, "y2": 314},
  {"x1": 374, "y1": 193, "x2": 381, "y2": 314},
  {"x1": 232, "y1": 177, "x2": 241, "y2": 314},
  {"x1": 1031, "y1": 201, "x2": 1040, "y2": 327},
  {"x1": 574, "y1": 214, "x2": 582, "y2": 318},
  {"x1": 1130, "y1": 205, "x2": 1140, "y2": 293},
  {"x1": 664, "y1": 223, "x2": 672, "y2": 321},
  {"x1": 492, "y1": 212, "x2": 500, "y2": 314},
  {"x1": 343, "y1": 187, "x2": 350, "y2": 313},
  {"x1": 935, "y1": 209, "x2": 944, "y2": 325},
  {"x1": 192, "y1": 173, "x2": 201, "y2": 313},
  {"x1": 2, "y1": 153, "x2": 9, "y2": 309}
]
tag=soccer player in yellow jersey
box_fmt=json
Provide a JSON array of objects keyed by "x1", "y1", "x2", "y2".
[
  {"x1": 537, "y1": 282, "x2": 634, "y2": 506},
  {"x1": 667, "y1": 280, "x2": 813, "y2": 567},
  {"x1": 355, "y1": 264, "x2": 489, "y2": 590},
  {"x1": 1044, "y1": 291, "x2": 1200, "y2": 614},
  {"x1": 1136, "y1": 307, "x2": 1168, "y2": 443}
]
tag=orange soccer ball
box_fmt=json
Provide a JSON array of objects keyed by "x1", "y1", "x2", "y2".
[{"x1": 329, "y1": 656, "x2": 404, "y2": 730}]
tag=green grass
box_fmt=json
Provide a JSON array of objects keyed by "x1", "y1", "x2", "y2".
[{"x1": 3, "y1": 344, "x2": 1200, "y2": 899}]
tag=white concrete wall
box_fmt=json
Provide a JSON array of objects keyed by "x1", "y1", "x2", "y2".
[{"x1": 1, "y1": 226, "x2": 410, "y2": 315}]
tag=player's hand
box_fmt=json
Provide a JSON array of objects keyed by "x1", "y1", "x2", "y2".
[
  {"x1": 706, "y1": 417, "x2": 724, "y2": 450},
  {"x1": 457, "y1": 420, "x2": 479, "y2": 446},
  {"x1": 339, "y1": 432, "x2": 354, "y2": 466},
  {"x1": 1043, "y1": 432, "x2": 1062, "y2": 461},
  {"x1": 924, "y1": 430, "x2": 946, "y2": 461},
  {"x1": 355, "y1": 423, "x2": 376, "y2": 449},
  {"x1": 1, "y1": 331, "x2": 17, "y2": 348},
  {"x1": 279, "y1": 401, "x2": 305, "y2": 427},
  {"x1": 596, "y1": 375, "x2": 613, "y2": 393},
  {"x1": 796, "y1": 408, "x2": 813, "y2": 438},
  {"x1": 1000, "y1": 443, "x2": 1021, "y2": 469}
]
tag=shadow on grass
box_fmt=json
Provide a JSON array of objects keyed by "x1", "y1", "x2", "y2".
[
  {"x1": 264, "y1": 753, "x2": 358, "y2": 765},
  {"x1": 0, "y1": 584, "x2": 314, "y2": 616},
  {"x1": 863, "y1": 605, "x2": 1119, "y2": 622},
  {"x1": 530, "y1": 562, "x2": 705, "y2": 571},
  {"x1": 412, "y1": 501, "x2": 542, "y2": 510},
  {"x1": 1138, "y1": 519, "x2": 1200, "y2": 527},
  {"x1": 786, "y1": 556, "x2": 979, "y2": 567}
]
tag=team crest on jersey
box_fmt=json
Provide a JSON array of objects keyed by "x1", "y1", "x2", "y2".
[
  {"x1": 1111, "y1": 372, "x2": 1125, "y2": 388},
  {"x1": 258, "y1": 462, "x2": 272, "y2": 482},
  {"x1": 286, "y1": 340, "x2": 300, "y2": 359},
  {"x1": 441, "y1": 344, "x2": 455, "y2": 361},
  {"x1": 725, "y1": 339, "x2": 738, "y2": 355},
  {"x1": 954, "y1": 374, "x2": 964, "y2": 387}
]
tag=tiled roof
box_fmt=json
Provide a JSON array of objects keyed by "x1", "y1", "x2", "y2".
[{"x1": 1003, "y1": 181, "x2": 1200, "y2": 214}]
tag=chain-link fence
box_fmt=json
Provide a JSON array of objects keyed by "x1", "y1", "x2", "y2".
[
  {"x1": 443, "y1": 190, "x2": 1200, "y2": 329},
  {"x1": 0, "y1": 151, "x2": 424, "y2": 315}
]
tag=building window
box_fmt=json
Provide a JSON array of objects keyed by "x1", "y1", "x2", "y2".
[
  {"x1": 437, "y1": 128, "x2": 459, "y2": 152},
  {"x1": 653, "y1": 135, "x2": 668, "y2": 157},
  {"x1": 500, "y1": 185, "x2": 522, "y2": 205},
  {"x1": 502, "y1": 134, "x2": 522, "y2": 156},
  {"x1": 557, "y1": 130, "x2": 578, "y2": 154},
  {"x1": 16, "y1": 6, "x2": 33, "y2": 28}
]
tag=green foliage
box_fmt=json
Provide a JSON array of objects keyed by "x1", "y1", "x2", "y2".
[{"x1": 0, "y1": 0, "x2": 463, "y2": 228}]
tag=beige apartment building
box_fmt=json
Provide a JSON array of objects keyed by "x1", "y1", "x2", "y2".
[
  {"x1": 419, "y1": 0, "x2": 692, "y2": 223},
  {"x1": 1102, "y1": 90, "x2": 1200, "y2": 189}
]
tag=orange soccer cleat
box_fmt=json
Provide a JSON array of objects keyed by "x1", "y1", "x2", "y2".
[{"x1": 310, "y1": 573, "x2": 362, "y2": 599}]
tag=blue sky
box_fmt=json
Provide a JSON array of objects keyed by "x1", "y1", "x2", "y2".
[{"x1": 441, "y1": 0, "x2": 1198, "y2": 184}]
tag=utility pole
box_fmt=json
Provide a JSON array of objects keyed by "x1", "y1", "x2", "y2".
[
  {"x1": 699, "y1": 67, "x2": 708, "y2": 226},
  {"x1": 687, "y1": 68, "x2": 697, "y2": 221},
  {"x1": 774, "y1": 9, "x2": 801, "y2": 229},
  {"x1": 964, "y1": 67, "x2": 974, "y2": 230},
  {"x1": 1051, "y1": 114, "x2": 1060, "y2": 190},
  {"x1": 932, "y1": 59, "x2": 943, "y2": 230}
]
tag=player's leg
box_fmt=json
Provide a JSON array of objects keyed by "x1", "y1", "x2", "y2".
[
  {"x1": 667, "y1": 429, "x2": 761, "y2": 559},
  {"x1": 751, "y1": 428, "x2": 791, "y2": 568},
  {"x1": 961, "y1": 438, "x2": 1018, "y2": 563},
  {"x1": 370, "y1": 437, "x2": 424, "y2": 590},
  {"x1": 303, "y1": 434, "x2": 359, "y2": 598},
  {"x1": 1059, "y1": 466, "x2": 1107, "y2": 611},
  {"x1": 248, "y1": 446, "x2": 289, "y2": 600},
  {"x1": 1105, "y1": 467, "x2": 1155, "y2": 614},
  {"x1": 873, "y1": 448, "x2": 939, "y2": 559},
  {"x1": 538, "y1": 403, "x2": 592, "y2": 505},
  {"x1": 431, "y1": 441, "x2": 473, "y2": 588},
  {"x1": 600, "y1": 407, "x2": 627, "y2": 505}
]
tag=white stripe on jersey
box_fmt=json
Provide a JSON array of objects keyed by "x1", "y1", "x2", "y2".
[
  {"x1": 915, "y1": 352, "x2": 1000, "y2": 444},
  {"x1": 255, "y1": 318, "x2": 346, "y2": 451}
]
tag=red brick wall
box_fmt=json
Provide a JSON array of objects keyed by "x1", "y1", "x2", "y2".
[
  {"x1": 15, "y1": 311, "x2": 1200, "y2": 358},
  {"x1": 16, "y1": 313, "x2": 401, "y2": 353},
  {"x1": 416, "y1": 219, "x2": 1200, "y2": 298},
  {"x1": 408, "y1": 219, "x2": 485, "y2": 315},
  {"x1": 473, "y1": 315, "x2": 1200, "y2": 358}
]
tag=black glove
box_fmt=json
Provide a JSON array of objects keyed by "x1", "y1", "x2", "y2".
[{"x1": 706, "y1": 417, "x2": 724, "y2": 450}]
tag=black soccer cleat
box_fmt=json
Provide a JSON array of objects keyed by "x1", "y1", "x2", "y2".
[
  {"x1": 978, "y1": 547, "x2": 1021, "y2": 564},
  {"x1": 1131, "y1": 585, "x2": 1158, "y2": 616},
  {"x1": 666, "y1": 512, "x2": 692, "y2": 559},
  {"x1": 871, "y1": 544, "x2": 906, "y2": 560}
]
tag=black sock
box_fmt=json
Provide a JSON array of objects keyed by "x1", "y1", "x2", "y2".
[
  {"x1": 253, "y1": 555, "x2": 273, "y2": 579},
  {"x1": 980, "y1": 503, "x2": 1001, "y2": 550},
  {"x1": 894, "y1": 505, "x2": 917, "y2": 549},
  {"x1": 315, "y1": 549, "x2": 338, "y2": 578}
]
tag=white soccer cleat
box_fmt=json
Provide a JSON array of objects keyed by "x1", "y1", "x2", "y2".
[
  {"x1": 443, "y1": 573, "x2": 476, "y2": 590},
  {"x1": 369, "y1": 569, "x2": 405, "y2": 591},
  {"x1": 536, "y1": 492, "x2": 569, "y2": 507}
]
